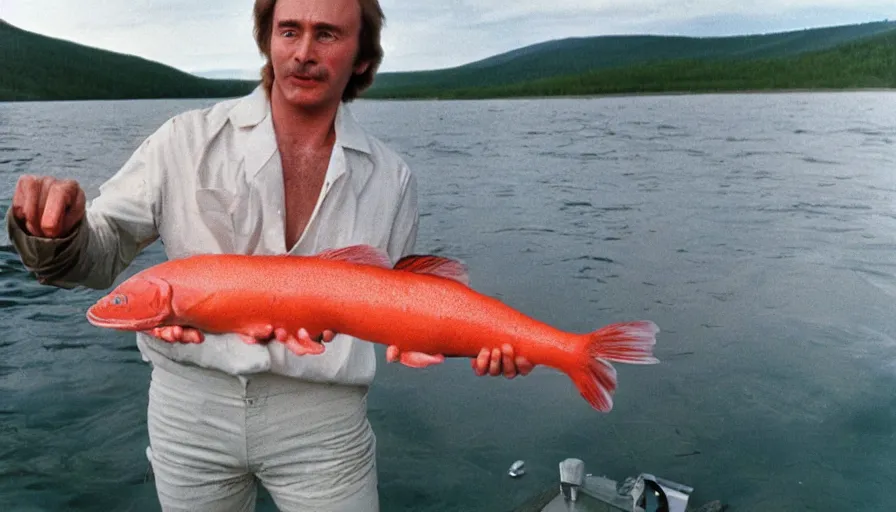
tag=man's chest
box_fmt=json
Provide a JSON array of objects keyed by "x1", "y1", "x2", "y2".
[{"x1": 280, "y1": 148, "x2": 333, "y2": 250}]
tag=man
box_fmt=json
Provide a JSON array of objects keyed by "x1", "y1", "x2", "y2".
[{"x1": 6, "y1": 0, "x2": 533, "y2": 510}]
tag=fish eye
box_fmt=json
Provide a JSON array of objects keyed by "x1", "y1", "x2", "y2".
[{"x1": 112, "y1": 295, "x2": 127, "y2": 306}]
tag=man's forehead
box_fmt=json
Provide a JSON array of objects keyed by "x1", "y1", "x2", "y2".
[{"x1": 273, "y1": 0, "x2": 361, "y2": 26}]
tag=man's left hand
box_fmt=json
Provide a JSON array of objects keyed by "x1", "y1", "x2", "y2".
[
  {"x1": 472, "y1": 344, "x2": 534, "y2": 379},
  {"x1": 276, "y1": 328, "x2": 337, "y2": 356}
]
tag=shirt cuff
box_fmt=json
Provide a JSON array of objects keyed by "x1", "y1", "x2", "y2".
[{"x1": 5, "y1": 208, "x2": 88, "y2": 286}]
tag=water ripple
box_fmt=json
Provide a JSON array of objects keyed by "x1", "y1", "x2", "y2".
[{"x1": 2, "y1": 91, "x2": 896, "y2": 512}]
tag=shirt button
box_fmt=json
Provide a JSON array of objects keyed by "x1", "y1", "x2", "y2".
[{"x1": 245, "y1": 398, "x2": 255, "y2": 406}]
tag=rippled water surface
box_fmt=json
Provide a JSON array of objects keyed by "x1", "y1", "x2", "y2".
[{"x1": 1, "y1": 91, "x2": 895, "y2": 511}]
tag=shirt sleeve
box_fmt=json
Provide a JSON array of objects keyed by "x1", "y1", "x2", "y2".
[
  {"x1": 5, "y1": 120, "x2": 170, "y2": 290},
  {"x1": 386, "y1": 163, "x2": 419, "y2": 262}
]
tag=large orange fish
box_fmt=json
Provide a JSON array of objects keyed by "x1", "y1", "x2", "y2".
[{"x1": 85, "y1": 244, "x2": 659, "y2": 411}]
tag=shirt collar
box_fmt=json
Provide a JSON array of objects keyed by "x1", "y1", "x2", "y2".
[{"x1": 229, "y1": 85, "x2": 371, "y2": 155}]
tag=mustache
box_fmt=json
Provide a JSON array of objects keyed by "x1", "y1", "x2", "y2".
[{"x1": 287, "y1": 62, "x2": 328, "y2": 80}]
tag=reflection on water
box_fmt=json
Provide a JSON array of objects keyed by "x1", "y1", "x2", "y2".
[{"x1": 1, "y1": 91, "x2": 895, "y2": 511}]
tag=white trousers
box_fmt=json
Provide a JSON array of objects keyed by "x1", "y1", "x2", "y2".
[{"x1": 145, "y1": 358, "x2": 379, "y2": 512}]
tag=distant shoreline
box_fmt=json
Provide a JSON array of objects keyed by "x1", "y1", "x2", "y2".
[
  {"x1": 5, "y1": 18, "x2": 894, "y2": 105},
  {"x1": 2, "y1": 87, "x2": 894, "y2": 105},
  {"x1": 360, "y1": 87, "x2": 896, "y2": 102}
]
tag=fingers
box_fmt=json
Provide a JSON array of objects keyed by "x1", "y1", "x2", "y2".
[
  {"x1": 37, "y1": 177, "x2": 53, "y2": 236},
  {"x1": 15, "y1": 175, "x2": 43, "y2": 236},
  {"x1": 488, "y1": 347, "x2": 502, "y2": 376},
  {"x1": 148, "y1": 326, "x2": 175, "y2": 342},
  {"x1": 502, "y1": 344, "x2": 517, "y2": 379},
  {"x1": 288, "y1": 328, "x2": 326, "y2": 355},
  {"x1": 240, "y1": 326, "x2": 334, "y2": 354},
  {"x1": 385, "y1": 345, "x2": 445, "y2": 368},
  {"x1": 283, "y1": 337, "x2": 325, "y2": 356},
  {"x1": 297, "y1": 328, "x2": 312, "y2": 342},
  {"x1": 147, "y1": 326, "x2": 203, "y2": 344},
  {"x1": 11, "y1": 176, "x2": 29, "y2": 221},
  {"x1": 12, "y1": 175, "x2": 84, "y2": 238},
  {"x1": 162, "y1": 326, "x2": 183, "y2": 343},
  {"x1": 146, "y1": 325, "x2": 333, "y2": 350},
  {"x1": 41, "y1": 179, "x2": 83, "y2": 238},
  {"x1": 386, "y1": 345, "x2": 401, "y2": 363},
  {"x1": 471, "y1": 345, "x2": 535, "y2": 378},
  {"x1": 303, "y1": 328, "x2": 337, "y2": 343},
  {"x1": 278, "y1": 328, "x2": 334, "y2": 344},
  {"x1": 182, "y1": 328, "x2": 204, "y2": 344},
  {"x1": 515, "y1": 356, "x2": 534, "y2": 376},
  {"x1": 171, "y1": 326, "x2": 186, "y2": 342},
  {"x1": 398, "y1": 351, "x2": 445, "y2": 368},
  {"x1": 473, "y1": 347, "x2": 490, "y2": 376}
]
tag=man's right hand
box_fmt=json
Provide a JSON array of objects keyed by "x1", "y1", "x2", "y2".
[
  {"x1": 145, "y1": 326, "x2": 205, "y2": 344},
  {"x1": 142, "y1": 326, "x2": 337, "y2": 351},
  {"x1": 11, "y1": 175, "x2": 86, "y2": 238}
]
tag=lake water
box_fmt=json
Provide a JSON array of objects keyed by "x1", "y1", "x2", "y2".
[{"x1": 1, "y1": 91, "x2": 895, "y2": 511}]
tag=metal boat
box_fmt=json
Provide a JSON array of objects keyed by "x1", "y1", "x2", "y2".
[{"x1": 510, "y1": 458, "x2": 725, "y2": 512}]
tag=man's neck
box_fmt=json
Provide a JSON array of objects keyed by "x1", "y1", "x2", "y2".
[{"x1": 270, "y1": 89, "x2": 339, "y2": 150}]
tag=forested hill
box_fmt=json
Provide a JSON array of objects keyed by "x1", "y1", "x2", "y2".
[
  {"x1": 367, "y1": 19, "x2": 896, "y2": 93},
  {"x1": 1, "y1": 18, "x2": 894, "y2": 102},
  {"x1": 363, "y1": 23, "x2": 896, "y2": 99},
  {"x1": 0, "y1": 19, "x2": 257, "y2": 101}
]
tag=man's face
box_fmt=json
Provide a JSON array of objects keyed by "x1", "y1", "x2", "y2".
[{"x1": 269, "y1": 0, "x2": 369, "y2": 111}]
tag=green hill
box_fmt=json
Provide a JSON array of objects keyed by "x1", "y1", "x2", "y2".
[
  {"x1": 360, "y1": 30, "x2": 896, "y2": 99},
  {"x1": 1, "y1": 17, "x2": 894, "y2": 102},
  {"x1": 364, "y1": 25, "x2": 896, "y2": 99},
  {"x1": 0, "y1": 19, "x2": 258, "y2": 101},
  {"x1": 367, "y1": 20, "x2": 896, "y2": 93}
]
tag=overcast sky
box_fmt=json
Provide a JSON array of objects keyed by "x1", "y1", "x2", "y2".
[{"x1": 2, "y1": 0, "x2": 894, "y2": 77}]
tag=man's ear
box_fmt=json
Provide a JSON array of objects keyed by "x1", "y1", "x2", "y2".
[{"x1": 354, "y1": 60, "x2": 371, "y2": 75}]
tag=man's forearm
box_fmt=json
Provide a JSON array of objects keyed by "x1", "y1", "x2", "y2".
[
  {"x1": 6, "y1": 207, "x2": 90, "y2": 289},
  {"x1": 5, "y1": 208, "x2": 149, "y2": 290}
]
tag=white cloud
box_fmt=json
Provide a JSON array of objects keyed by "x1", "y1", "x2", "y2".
[{"x1": 2, "y1": 0, "x2": 893, "y2": 75}]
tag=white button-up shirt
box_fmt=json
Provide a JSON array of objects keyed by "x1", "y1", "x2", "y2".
[{"x1": 6, "y1": 86, "x2": 419, "y2": 387}]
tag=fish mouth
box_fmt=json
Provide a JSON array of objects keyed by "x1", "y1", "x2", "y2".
[{"x1": 85, "y1": 308, "x2": 169, "y2": 331}]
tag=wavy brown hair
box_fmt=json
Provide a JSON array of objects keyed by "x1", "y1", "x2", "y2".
[{"x1": 253, "y1": 0, "x2": 385, "y2": 102}]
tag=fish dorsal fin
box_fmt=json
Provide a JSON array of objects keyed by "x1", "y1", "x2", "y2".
[
  {"x1": 394, "y1": 254, "x2": 470, "y2": 286},
  {"x1": 314, "y1": 244, "x2": 393, "y2": 268}
]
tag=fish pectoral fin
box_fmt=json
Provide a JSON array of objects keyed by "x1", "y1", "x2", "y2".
[
  {"x1": 169, "y1": 285, "x2": 217, "y2": 318},
  {"x1": 386, "y1": 345, "x2": 446, "y2": 368},
  {"x1": 393, "y1": 255, "x2": 470, "y2": 286},
  {"x1": 314, "y1": 244, "x2": 392, "y2": 268}
]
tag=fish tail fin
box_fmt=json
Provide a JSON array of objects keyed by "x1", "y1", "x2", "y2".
[
  {"x1": 569, "y1": 320, "x2": 660, "y2": 412},
  {"x1": 569, "y1": 358, "x2": 618, "y2": 412},
  {"x1": 586, "y1": 320, "x2": 660, "y2": 365}
]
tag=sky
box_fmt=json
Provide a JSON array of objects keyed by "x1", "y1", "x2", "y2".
[{"x1": 2, "y1": 0, "x2": 894, "y2": 77}]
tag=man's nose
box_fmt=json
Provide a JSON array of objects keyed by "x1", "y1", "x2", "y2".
[{"x1": 293, "y1": 33, "x2": 316, "y2": 62}]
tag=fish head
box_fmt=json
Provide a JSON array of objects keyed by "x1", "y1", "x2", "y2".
[{"x1": 86, "y1": 276, "x2": 174, "y2": 331}]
